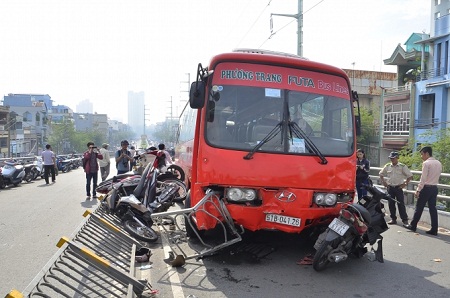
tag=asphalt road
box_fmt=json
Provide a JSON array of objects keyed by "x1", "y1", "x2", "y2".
[
  {"x1": 1, "y1": 167, "x2": 450, "y2": 297},
  {"x1": 0, "y1": 166, "x2": 101, "y2": 295}
]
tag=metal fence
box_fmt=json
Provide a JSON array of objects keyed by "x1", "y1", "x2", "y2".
[
  {"x1": 6, "y1": 204, "x2": 152, "y2": 298},
  {"x1": 370, "y1": 166, "x2": 450, "y2": 204}
]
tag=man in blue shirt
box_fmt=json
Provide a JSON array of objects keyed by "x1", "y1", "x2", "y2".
[{"x1": 115, "y1": 140, "x2": 133, "y2": 174}]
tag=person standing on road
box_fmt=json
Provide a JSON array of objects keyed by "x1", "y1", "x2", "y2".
[
  {"x1": 83, "y1": 142, "x2": 103, "y2": 200},
  {"x1": 129, "y1": 145, "x2": 136, "y2": 171},
  {"x1": 115, "y1": 140, "x2": 133, "y2": 175},
  {"x1": 356, "y1": 148, "x2": 370, "y2": 200},
  {"x1": 379, "y1": 151, "x2": 413, "y2": 225},
  {"x1": 41, "y1": 144, "x2": 56, "y2": 185},
  {"x1": 98, "y1": 143, "x2": 110, "y2": 181},
  {"x1": 404, "y1": 146, "x2": 442, "y2": 235}
]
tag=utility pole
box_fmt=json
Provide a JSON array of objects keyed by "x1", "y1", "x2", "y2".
[{"x1": 271, "y1": 0, "x2": 303, "y2": 56}]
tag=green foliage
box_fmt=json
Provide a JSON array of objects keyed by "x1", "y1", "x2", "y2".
[
  {"x1": 357, "y1": 105, "x2": 379, "y2": 146},
  {"x1": 400, "y1": 128, "x2": 450, "y2": 211}
]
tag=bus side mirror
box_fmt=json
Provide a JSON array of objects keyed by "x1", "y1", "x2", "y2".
[
  {"x1": 189, "y1": 81, "x2": 206, "y2": 109},
  {"x1": 355, "y1": 115, "x2": 361, "y2": 136}
]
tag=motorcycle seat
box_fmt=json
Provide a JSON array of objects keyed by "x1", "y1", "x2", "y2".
[{"x1": 350, "y1": 204, "x2": 371, "y2": 225}]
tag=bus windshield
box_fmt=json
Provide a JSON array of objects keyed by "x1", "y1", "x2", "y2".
[{"x1": 205, "y1": 85, "x2": 354, "y2": 156}]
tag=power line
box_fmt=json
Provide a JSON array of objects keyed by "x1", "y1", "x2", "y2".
[
  {"x1": 235, "y1": 0, "x2": 273, "y2": 48},
  {"x1": 259, "y1": 0, "x2": 325, "y2": 50}
]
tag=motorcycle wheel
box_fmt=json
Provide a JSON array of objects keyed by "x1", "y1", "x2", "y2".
[
  {"x1": 25, "y1": 173, "x2": 33, "y2": 183},
  {"x1": 123, "y1": 220, "x2": 158, "y2": 243},
  {"x1": 184, "y1": 192, "x2": 204, "y2": 239},
  {"x1": 157, "y1": 177, "x2": 187, "y2": 203},
  {"x1": 166, "y1": 165, "x2": 185, "y2": 182},
  {"x1": 0, "y1": 180, "x2": 5, "y2": 189},
  {"x1": 31, "y1": 169, "x2": 38, "y2": 180},
  {"x1": 312, "y1": 240, "x2": 333, "y2": 271}
]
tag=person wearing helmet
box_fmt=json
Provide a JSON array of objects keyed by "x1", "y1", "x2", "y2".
[{"x1": 115, "y1": 140, "x2": 132, "y2": 174}]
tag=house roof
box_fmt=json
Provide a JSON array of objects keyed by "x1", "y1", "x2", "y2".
[{"x1": 383, "y1": 43, "x2": 425, "y2": 66}]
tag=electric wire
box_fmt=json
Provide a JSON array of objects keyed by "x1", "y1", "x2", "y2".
[
  {"x1": 235, "y1": 0, "x2": 273, "y2": 49},
  {"x1": 259, "y1": 0, "x2": 325, "y2": 49}
]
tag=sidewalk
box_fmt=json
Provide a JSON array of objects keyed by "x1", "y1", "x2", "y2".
[{"x1": 405, "y1": 205, "x2": 450, "y2": 232}]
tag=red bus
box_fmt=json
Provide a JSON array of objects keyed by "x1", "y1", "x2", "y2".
[{"x1": 177, "y1": 49, "x2": 359, "y2": 238}]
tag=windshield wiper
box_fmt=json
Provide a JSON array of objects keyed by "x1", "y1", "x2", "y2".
[
  {"x1": 288, "y1": 122, "x2": 328, "y2": 164},
  {"x1": 243, "y1": 122, "x2": 283, "y2": 160}
]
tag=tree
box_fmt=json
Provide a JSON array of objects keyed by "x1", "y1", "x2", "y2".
[
  {"x1": 357, "y1": 105, "x2": 379, "y2": 146},
  {"x1": 399, "y1": 128, "x2": 450, "y2": 211}
]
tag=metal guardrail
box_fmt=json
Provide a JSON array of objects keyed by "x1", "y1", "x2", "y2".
[
  {"x1": 370, "y1": 166, "x2": 450, "y2": 204},
  {"x1": 6, "y1": 203, "x2": 152, "y2": 297}
]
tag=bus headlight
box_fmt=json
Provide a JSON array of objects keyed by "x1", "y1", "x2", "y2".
[
  {"x1": 314, "y1": 193, "x2": 337, "y2": 206},
  {"x1": 226, "y1": 188, "x2": 257, "y2": 202}
]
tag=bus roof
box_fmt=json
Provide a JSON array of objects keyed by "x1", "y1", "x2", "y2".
[{"x1": 207, "y1": 48, "x2": 350, "y2": 84}]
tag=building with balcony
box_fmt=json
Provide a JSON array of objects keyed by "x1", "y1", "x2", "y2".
[
  {"x1": 413, "y1": 2, "x2": 450, "y2": 147},
  {"x1": 1, "y1": 94, "x2": 50, "y2": 156},
  {"x1": 382, "y1": 33, "x2": 431, "y2": 151}
]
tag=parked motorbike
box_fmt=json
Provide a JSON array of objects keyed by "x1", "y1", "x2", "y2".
[
  {"x1": 103, "y1": 163, "x2": 181, "y2": 242},
  {"x1": 0, "y1": 160, "x2": 26, "y2": 188},
  {"x1": 0, "y1": 167, "x2": 4, "y2": 189},
  {"x1": 22, "y1": 162, "x2": 36, "y2": 183},
  {"x1": 33, "y1": 157, "x2": 43, "y2": 180},
  {"x1": 61, "y1": 158, "x2": 73, "y2": 173},
  {"x1": 312, "y1": 184, "x2": 389, "y2": 271}
]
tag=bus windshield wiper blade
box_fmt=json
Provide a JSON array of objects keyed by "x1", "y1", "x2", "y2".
[
  {"x1": 289, "y1": 122, "x2": 328, "y2": 164},
  {"x1": 244, "y1": 122, "x2": 283, "y2": 160}
]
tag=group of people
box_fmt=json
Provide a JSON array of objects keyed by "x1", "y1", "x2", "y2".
[
  {"x1": 82, "y1": 140, "x2": 173, "y2": 200},
  {"x1": 356, "y1": 146, "x2": 442, "y2": 236}
]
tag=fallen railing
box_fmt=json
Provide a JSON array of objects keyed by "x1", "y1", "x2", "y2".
[{"x1": 5, "y1": 205, "x2": 152, "y2": 298}]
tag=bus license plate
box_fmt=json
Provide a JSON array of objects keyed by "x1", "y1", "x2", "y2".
[
  {"x1": 328, "y1": 218, "x2": 349, "y2": 236},
  {"x1": 265, "y1": 214, "x2": 301, "y2": 227}
]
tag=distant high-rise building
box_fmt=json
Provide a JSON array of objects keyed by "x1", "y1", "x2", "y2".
[
  {"x1": 76, "y1": 99, "x2": 93, "y2": 114},
  {"x1": 127, "y1": 91, "x2": 145, "y2": 135}
]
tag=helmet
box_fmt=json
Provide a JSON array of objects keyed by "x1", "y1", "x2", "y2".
[{"x1": 121, "y1": 140, "x2": 129, "y2": 146}]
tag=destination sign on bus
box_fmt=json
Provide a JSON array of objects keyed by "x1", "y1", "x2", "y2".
[{"x1": 215, "y1": 62, "x2": 349, "y2": 98}]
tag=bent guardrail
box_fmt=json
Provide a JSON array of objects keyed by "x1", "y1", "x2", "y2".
[{"x1": 5, "y1": 204, "x2": 153, "y2": 297}]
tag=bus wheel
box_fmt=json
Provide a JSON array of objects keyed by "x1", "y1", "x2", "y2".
[{"x1": 184, "y1": 191, "x2": 204, "y2": 239}]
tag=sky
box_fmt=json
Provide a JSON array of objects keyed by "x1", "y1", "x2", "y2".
[{"x1": 0, "y1": 0, "x2": 430, "y2": 124}]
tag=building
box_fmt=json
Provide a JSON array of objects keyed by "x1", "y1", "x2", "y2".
[
  {"x1": 73, "y1": 112, "x2": 109, "y2": 136},
  {"x1": 373, "y1": 0, "x2": 450, "y2": 165},
  {"x1": 413, "y1": 1, "x2": 450, "y2": 147},
  {"x1": 1, "y1": 94, "x2": 50, "y2": 156},
  {"x1": 127, "y1": 91, "x2": 145, "y2": 136},
  {"x1": 76, "y1": 99, "x2": 94, "y2": 114}
]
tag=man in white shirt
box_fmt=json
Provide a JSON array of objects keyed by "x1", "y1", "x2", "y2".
[
  {"x1": 404, "y1": 146, "x2": 442, "y2": 235},
  {"x1": 98, "y1": 143, "x2": 111, "y2": 181},
  {"x1": 41, "y1": 144, "x2": 56, "y2": 185}
]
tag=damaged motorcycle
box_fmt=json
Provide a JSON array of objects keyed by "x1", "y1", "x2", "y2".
[{"x1": 312, "y1": 184, "x2": 389, "y2": 271}]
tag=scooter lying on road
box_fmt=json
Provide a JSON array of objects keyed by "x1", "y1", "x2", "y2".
[
  {"x1": 0, "y1": 160, "x2": 26, "y2": 188},
  {"x1": 96, "y1": 165, "x2": 187, "y2": 202},
  {"x1": 312, "y1": 184, "x2": 389, "y2": 271},
  {"x1": 103, "y1": 163, "x2": 182, "y2": 242}
]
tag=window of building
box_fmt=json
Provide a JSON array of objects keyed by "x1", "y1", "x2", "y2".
[
  {"x1": 419, "y1": 94, "x2": 435, "y2": 121},
  {"x1": 23, "y1": 112, "x2": 32, "y2": 122},
  {"x1": 35, "y1": 112, "x2": 40, "y2": 126}
]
